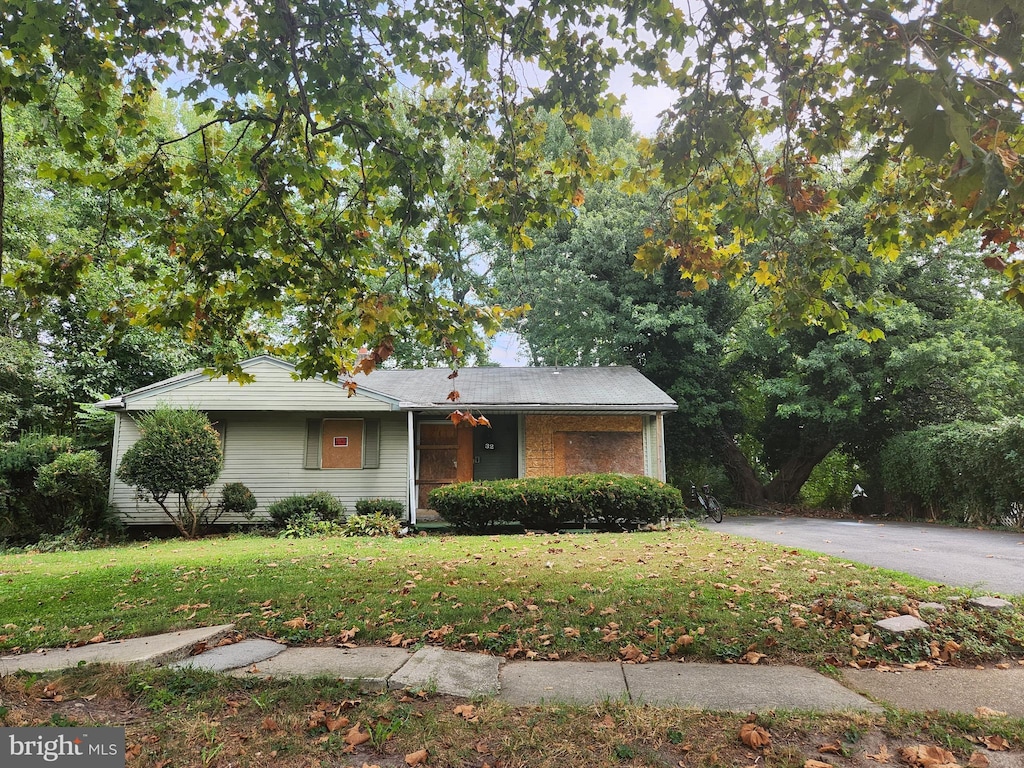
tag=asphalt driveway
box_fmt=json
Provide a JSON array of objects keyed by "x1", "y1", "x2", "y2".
[{"x1": 714, "y1": 515, "x2": 1024, "y2": 595}]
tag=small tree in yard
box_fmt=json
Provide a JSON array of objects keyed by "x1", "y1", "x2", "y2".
[{"x1": 117, "y1": 408, "x2": 223, "y2": 538}]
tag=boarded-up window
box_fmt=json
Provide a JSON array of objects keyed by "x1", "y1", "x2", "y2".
[
  {"x1": 305, "y1": 418, "x2": 381, "y2": 470},
  {"x1": 556, "y1": 431, "x2": 644, "y2": 475},
  {"x1": 322, "y1": 419, "x2": 363, "y2": 469}
]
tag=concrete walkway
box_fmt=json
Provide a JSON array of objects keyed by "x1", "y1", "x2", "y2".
[{"x1": 3, "y1": 625, "x2": 1022, "y2": 716}]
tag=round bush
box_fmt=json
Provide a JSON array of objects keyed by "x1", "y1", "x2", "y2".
[{"x1": 220, "y1": 482, "x2": 257, "y2": 519}]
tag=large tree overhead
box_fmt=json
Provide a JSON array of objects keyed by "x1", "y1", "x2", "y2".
[
  {"x1": 1, "y1": 0, "x2": 624, "y2": 378},
  {"x1": 631, "y1": 0, "x2": 1023, "y2": 333},
  {"x1": 3, "y1": 0, "x2": 1022, "y2": 375}
]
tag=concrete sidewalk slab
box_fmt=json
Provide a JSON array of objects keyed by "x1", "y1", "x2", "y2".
[
  {"x1": 843, "y1": 667, "x2": 1024, "y2": 717},
  {"x1": 0, "y1": 625, "x2": 235, "y2": 676},
  {"x1": 169, "y1": 638, "x2": 286, "y2": 672},
  {"x1": 624, "y1": 663, "x2": 882, "y2": 713},
  {"x1": 499, "y1": 661, "x2": 627, "y2": 705},
  {"x1": 228, "y1": 647, "x2": 411, "y2": 690},
  {"x1": 389, "y1": 646, "x2": 501, "y2": 698}
]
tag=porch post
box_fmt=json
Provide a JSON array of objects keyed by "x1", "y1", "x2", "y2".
[
  {"x1": 407, "y1": 411, "x2": 416, "y2": 526},
  {"x1": 656, "y1": 412, "x2": 667, "y2": 482}
]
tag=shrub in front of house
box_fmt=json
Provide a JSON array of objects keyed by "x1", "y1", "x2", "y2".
[
  {"x1": 354, "y1": 497, "x2": 405, "y2": 519},
  {"x1": 430, "y1": 474, "x2": 686, "y2": 533},
  {"x1": 267, "y1": 491, "x2": 346, "y2": 529},
  {"x1": 219, "y1": 482, "x2": 258, "y2": 519},
  {"x1": 342, "y1": 511, "x2": 403, "y2": 537},
  {"x1": 116, "y1": 407, "x2": 223, "y2": 538}
]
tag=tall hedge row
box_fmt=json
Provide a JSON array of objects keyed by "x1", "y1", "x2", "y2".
[
  {"x1": 428, "y1": 474, "x2": 686, "y2": 533},
  {"x1": 880, "y1": 417, "x2": 1024, "y2": 526}
]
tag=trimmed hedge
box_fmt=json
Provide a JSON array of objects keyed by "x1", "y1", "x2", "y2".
[
  {"x1": 881, "y1": 417, "x2": 1024, "y2": 526},
  {"x1": 428, "y1": 474, "x2": 686, "y2": 533},
  {"x1": 355, "y1": 497, "x2": 405, "y2": 519},
  {"x1": 267, "y1": 491, "x2": 346, "y2": 528}
]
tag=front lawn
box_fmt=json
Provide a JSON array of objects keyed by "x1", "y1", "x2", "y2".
[{"x1": 2, "y1": 528, "x2": 1022, "y2": 668}]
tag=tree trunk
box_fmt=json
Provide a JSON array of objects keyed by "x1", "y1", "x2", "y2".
[
  {"x1": 715, "y1": 431, "x2": 767, "y2": 506},
  {"x1": 763, "y1": 439, "x2": 837, "y2": 503},
  {"x1": 716, "y1": 431, "x2": 837, "y2": 506}
]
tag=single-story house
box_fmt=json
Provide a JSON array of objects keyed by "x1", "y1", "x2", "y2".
[{"x1": 97, "y1": 356, "x2": 678, "y2": 526}]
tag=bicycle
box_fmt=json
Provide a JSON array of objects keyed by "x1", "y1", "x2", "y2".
[{"x1": 690, "y1": 483, "x2": 723, "y2": 523}]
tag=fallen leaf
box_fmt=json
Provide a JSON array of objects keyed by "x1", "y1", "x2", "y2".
[
  {"x1": 900, "y1": 745, "x2": 957, "y2": 767},
  {"x1": 282, "y1": 616, "x2": 309, "y2": 630},
  {"x1": 982, "y1": 735, "x2": 1009, "y2": 751},
  {"x1": 597, "y1": 714, "x2": 616, "y2": 729},
  {"x1": 818, "y1": 741, "x2": 842, "y2": 754},
  {"x1": 968, "y1": 753, "x2": 990, "y2": 768},
  {"x1": 325, "y1": 716, "x2": 350, "y2": 732},
  {"x1": 261, "y1": 716, "x2": 279, "y2": 732},
  {"x1": 805, "y1": 761, "x2": 833, "y2": 768},
  {"x1": 739, "y1": 723, "x2": 771, "y2": 749},
  {"x1": 740, "y1": 651, "x2": 766, "y2": 665},
  {"x1": 974, "y1": 707, "x2": 1007, "y2": 718},
  {"x1": 405, "y1": 748, "x2": 428, "y2": 765},
  {"x1": 453, "y1": 704, "x2": 478, "y2": 721},
  {"x1": 867, "y1": 744, "x2": 892, "y2": 763},
  {"x1": 345, "y1": 724, "x2": 371, "y2": 747}
]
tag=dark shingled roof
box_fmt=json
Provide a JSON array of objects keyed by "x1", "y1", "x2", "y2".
[{"x1": 361, "y1": 366, "x2": 676, "y2": 411}]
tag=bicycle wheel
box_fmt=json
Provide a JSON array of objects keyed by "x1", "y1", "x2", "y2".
[{"x1": 705, "y1": 495, "x2": 723, "y2": 523}]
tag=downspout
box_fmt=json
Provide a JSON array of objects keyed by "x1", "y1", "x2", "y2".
[
  {"x1": 656, "y1": 412, "x2": 667, "y2": 482},
  {"x1": 407, "y1": 411, "x2": 416, "y2": 526}
]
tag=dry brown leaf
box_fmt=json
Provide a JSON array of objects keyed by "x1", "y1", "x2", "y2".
[
  {"x1": 453, "y1": 704, "x2": 478, "y2": 721},
  {"x1": 900, "y1": 745, "x2": 957, "y2": 767},
  {"x1": 805, "y1": 761, "x2": 833, "y2": 768},
  {"x1": 739, "y1": 723, "x2": 771, "y2": 749},
  {"x1": 818, "y1": 741, "x2": 842, "y2": 754},
  {"x1": 974, "y1": 707, "x2": 1007, "y2": 718},
  {"x1": 597, "y1": 714, "x2": 616, "y2": 729},
  {"x1": 261, "y1": 716, "x2": 279, "y2": 732},
  {"x1": 325, "y1": 716, "x2": 350, "y2": 732},
  {"x1": 345, "y1": 724, "x2": 371, "y2": 747},
  {"x1": 740, "y1": 651, "x2": 766, "y2": 665},
  {"x1": 88, "y1": 632, "x2": 105, "y2": 644},
  {"x1": 981, "y1": 735, "x2": 1009, "y2": 751},
  {"x1": 282, "y1": 616, "x2": 308, "y2": 630},
  {"x1": 867, "y1": 744, "x2": 892, "y2": 763},
  {"x1": 405, "y1": 748, "x2": 428, "y2": 765},
  {"x1": 968, "y1": 753, "x2": 990, "y2": 768}
]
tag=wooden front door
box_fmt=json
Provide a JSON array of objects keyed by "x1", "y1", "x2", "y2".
[{"x1": 417, "y1": 423, "x2": 474, "y2": 509}]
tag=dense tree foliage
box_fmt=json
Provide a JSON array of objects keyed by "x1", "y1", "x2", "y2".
[
  {"x1": 633, "y1": 0, "x2": 1023, "y2": 334},
  {"x1": 3, "y1": 1, "x2": 1020, "y2": 379}
]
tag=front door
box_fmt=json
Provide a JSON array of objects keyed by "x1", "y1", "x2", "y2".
[
  {"x1": 416, "y1": 423, "x2": 473, "y2": 509},
  {"x1": 473, "y1": 414, "x2": 519, "y2": 481}
]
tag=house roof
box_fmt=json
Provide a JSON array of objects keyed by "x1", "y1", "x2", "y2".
[
  {"x1": 362, "y1": 366, "x2": 677, "y2": 412},
  {"x1": 96, "y1": 356, "x2": 677, "y2": 413}
]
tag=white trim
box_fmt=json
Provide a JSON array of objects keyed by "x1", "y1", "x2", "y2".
[
  {"x1": 108, "y1": 413, "x2": 123, "y2": 507},
  {"x1": 656, "y1": 412, "x2": 667, "y2": 482},
  {"x1": 407, "y1": 411, "x2": 416, "y2": 526}
]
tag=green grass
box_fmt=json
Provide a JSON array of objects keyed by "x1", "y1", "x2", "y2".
[
  {"x1": 1, "y1": 528, "x2": 1022, "y2": 668},
  {"x1": 2, "y1": 666, "x2": 1022, "y2": 768}
]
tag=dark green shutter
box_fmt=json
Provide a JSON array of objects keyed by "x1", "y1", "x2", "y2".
[
  {"x1": 305, "y1": 419, "x2": 321, "y2": 469},
  {"x1": 363, "y1": 419, "x2": 380, "y2": 469}
]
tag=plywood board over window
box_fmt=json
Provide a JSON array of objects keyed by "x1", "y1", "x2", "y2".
[
  {"x1": 555, "y1": 431, "x2": 644, "y2": 475},
  {"x1": 321, "y1": 419, "x2": 363, "y2": 468},
  {"x1": 304, "y1": 418, "x2": 381, "y2": 470}
]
